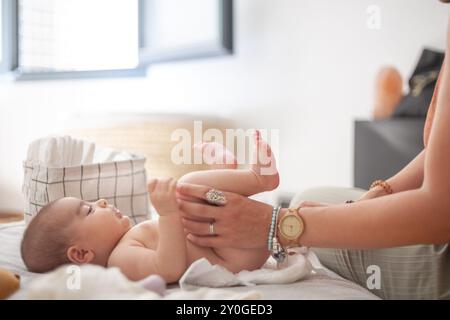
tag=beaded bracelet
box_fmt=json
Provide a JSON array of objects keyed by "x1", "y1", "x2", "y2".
[
  {"x1": 370, "y1": 179, "x2": 393, "y2": 195},
  {"x1": 268, "y1": 206, "x2": 287, "y2": 265},
  {"x1": 267, "y1": 206, "x2": 280, "y2": 251}
]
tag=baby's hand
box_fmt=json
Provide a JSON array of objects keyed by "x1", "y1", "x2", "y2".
[{"x1": 148, "y1": 178, "x2": 180, "y2": 216}]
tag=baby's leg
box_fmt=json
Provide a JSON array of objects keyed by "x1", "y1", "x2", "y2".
[
  {"x1": 193, "y1": 141, "x2": 237, "y2": 170},
  {"x1": 212, "y1": 247, "x2": 270, "y2": 273},
  {"x1": 221, "y1": 248, "x2": 270, "y2": 273},
  {"x1": 181, "y1": 132, "x2": 276, "y2": 272},
  {"x1": 179, "y1": 131, "x2": 279, "y2": 197}
]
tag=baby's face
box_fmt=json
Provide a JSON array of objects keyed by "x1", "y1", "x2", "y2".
[{"x1": 55, "y1": 197, "x2": 131, "y2": 261}]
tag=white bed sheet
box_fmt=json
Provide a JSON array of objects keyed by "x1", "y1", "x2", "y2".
[
  {"x1": 0, "y1": 221, "x2": 379, "y2": 300},
  {"x1": 0, "y1": 221, "x2": 38, "y2": 279}
]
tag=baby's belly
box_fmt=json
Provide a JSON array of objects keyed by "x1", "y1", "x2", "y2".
[{"x1": 125, "y1": 221, "x2": 220, "y2": 265}]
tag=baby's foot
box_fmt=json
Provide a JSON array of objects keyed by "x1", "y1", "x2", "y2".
[
  {"x1": 193, "y1": 141, "x2": 237, "y2": 169},
  {"x1": 251, "y1": 130, "x2": 279, "y2": 191}
]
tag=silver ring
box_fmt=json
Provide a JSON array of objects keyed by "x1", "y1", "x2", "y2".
[
  {"x1": 209, "y1": 222, "x2": 216, "y2": 235},
  {"x1": 205, "y1": 189, "x2": 227, "y2": 206}
]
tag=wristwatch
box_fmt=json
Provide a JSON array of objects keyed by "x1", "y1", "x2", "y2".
[{"x1": 278, "y1": 206, "x2": 305, "y2": 246}]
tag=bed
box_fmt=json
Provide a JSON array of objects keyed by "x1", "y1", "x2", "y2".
[{"x1": 0, "y1": 220, "x2": 379, "y2": 300}]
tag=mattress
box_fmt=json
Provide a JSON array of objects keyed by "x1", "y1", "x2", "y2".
[
  {"x1": 0, "y1": 221, "x2": 38, "y2": 279},
  {"x1": 0, "y1": 221, "x2": 379, "y2": 299}
]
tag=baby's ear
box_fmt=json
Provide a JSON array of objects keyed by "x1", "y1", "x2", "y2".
[{"x1": 67, "y1": 246, "x2": 95, "y2": 264}]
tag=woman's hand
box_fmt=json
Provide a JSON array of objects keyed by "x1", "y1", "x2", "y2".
[
  {"x1": 357, "y1": 186, "x2": 388, "y2": 201},
  {"x1": 176, "y1": 182, "x2": 273, "y2": 249}
]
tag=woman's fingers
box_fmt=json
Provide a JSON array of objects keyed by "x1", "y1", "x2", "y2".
[
  {"x1": 178, "y1": 188, "x2": 272, "y2": 249},
  {"x1": 179, "y1": 212, "x2": 213, "y2": 223},
  {"x1": 178, "y1": 199, "x2": 223, "y2": 220},
  {"x1": 182, "y1": 218, "x2": 214, "y2": 236},
  {"x1": 176, "y1": 182, "x2": 211, "y2": 200},
  {"x1": 176, "y1": 192, "x2": 205, "y2": 204},
  {"x1": 177, "y1": 182, "x2": 232, "y2": 203},
  {"x1": 186, "y1": 234, "x2": 227, "y2": 248}
]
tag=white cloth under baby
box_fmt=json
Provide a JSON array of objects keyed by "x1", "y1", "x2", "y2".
[
  {"x1": 25, "y1": 135, "x2": 133, "y2": 167},
  {"x1": 11, "y1": 264, "x2": 261, "y2": 300},
  {"x1": 179, "y1": 247, "x2": 341, "y2": 290}
]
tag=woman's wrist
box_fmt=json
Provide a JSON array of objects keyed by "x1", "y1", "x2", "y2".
[
  {"x1": 250, "y1": 198, "x2": 275, "y2": 249},
  {"x1": 370, "y1": 179, "x2": 393, "y2": 195},
  {"x1": 358, "y1": 185, "x2": 388, "y2": 201}
]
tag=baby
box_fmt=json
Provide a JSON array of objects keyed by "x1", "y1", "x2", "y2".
[{"x1": 21, "y1": 131, "x2": 279, "y2": 282}]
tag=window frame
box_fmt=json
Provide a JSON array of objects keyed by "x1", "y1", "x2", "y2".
[
  {"x1": 0, "y1": 0, "x2": 17, "y2": 73},
  {"x1": 14, "y1": 0, "x2": 146, "y2": 81},
  {"x1": 2, "y1": 0, "x2": 233, "y2": 81},
  {"x1": 138, "y1": 0, "x2": 233, "y2": 65}
]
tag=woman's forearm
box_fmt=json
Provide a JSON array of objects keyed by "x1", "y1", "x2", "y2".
[
  {"x1": 285, "y1": 187, "x2": 450, "y2": 249},
  {"x1": 385, "y1": 149, "x2": 425, "y2": 193},
  {"x1": 358, "y1": 150, "x2": 425, "y2": 201}
]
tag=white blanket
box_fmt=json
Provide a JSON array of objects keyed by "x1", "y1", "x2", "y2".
[{"x1": 10, "y1": 264, "x2": 261, "y2": 300}]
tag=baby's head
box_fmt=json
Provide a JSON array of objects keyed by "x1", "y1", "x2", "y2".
[{"x1": 21, "y1": 197, "x2": 131, "y2": 273}]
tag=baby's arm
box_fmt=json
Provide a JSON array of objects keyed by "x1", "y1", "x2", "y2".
[
  {"x1": 110, "y1": 178, "x2": 187, "y2": 283},
  {"x1": 147, "y1": 178, "x2": 187, "y2": 282}
]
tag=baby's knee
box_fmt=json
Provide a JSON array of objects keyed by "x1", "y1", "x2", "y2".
[
  {"x1": 178, "y1": 172, "x2": 195, "y2": 184},
  {"x1": 178, "y1": 171, "x2": 211, "y2": 186}
]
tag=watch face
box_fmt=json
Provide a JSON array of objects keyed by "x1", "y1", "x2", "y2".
[{"x1": 281, "y1": 215, "x2": 303, "y2": 239}]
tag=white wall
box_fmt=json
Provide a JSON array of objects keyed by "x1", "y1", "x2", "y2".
[{"x1": 0, "y1": 0, "x2": 448, "y2": 211}]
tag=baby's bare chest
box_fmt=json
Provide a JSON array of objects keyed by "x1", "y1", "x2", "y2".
[
  {"x1": 118, "y1": 221, "x2": 159, "y2": 250},
  {"x1": 116, "y1": 220, "x2": 216, "y2": 264}
]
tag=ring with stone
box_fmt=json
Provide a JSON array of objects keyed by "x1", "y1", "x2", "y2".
[{"x1": 205, "y1": 189, "x2": 227, "y2": 206}]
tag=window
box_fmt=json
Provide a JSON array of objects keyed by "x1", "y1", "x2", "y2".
[
  {"x1": 18, "y1": 0, "x2": 139, "y2": 73},
  {"x1": 0, "y1": 0, "x2": 233, "y2": 80},
  {"x1": 16, "y1": 0, "x2": 142, "y2": 79}
]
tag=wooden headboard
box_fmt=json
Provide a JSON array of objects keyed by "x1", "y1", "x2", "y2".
[{"x1": 67, "y1": 114, "x2": 233, "y2": 180}]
